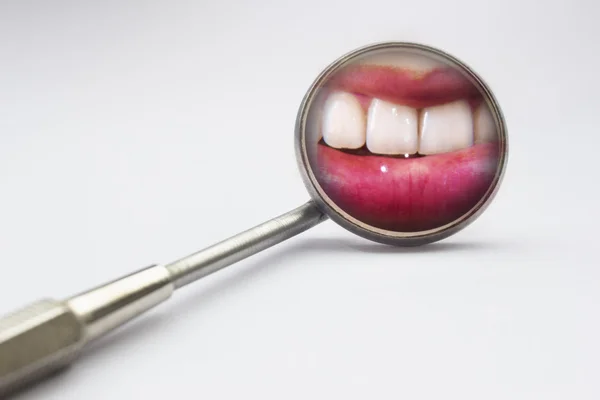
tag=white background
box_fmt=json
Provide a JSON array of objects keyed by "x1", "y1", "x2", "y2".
[{"x1": 1, "y1": 1, "x2": 598, "y2": 399}]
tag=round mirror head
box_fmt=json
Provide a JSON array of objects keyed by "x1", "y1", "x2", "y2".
[{"x1": 296, "y1": 42, "x2": 508, "y2": 246}]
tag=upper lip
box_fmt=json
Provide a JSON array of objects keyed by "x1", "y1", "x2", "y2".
[{"x1": 324, "y1": 65, "x2": 481, "y2": 109}]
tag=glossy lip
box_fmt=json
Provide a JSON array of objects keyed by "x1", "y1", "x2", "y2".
[
  {"x1": 295, "y1": 42, "x2": 508, "y2": 246},
  {"x1": 326, "y1": 64, "x2": 482, "y2": 109},
  {"x1": 316, "y1": 142, "x2": 500, "y2": 232}
]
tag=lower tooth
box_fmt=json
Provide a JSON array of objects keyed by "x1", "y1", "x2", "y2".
[
  {"x1": 322, "y1": 91, "x2": 366, "y2": 149},
  {"x1": 418, "y1": 100, "x2": 473, "y2": 155},
  {"x1": 366, "y1": 99, "x2": 418, "y2": 155},
  {"x1": 474, "y1": 103, "x2": 498, "y2": 143}
]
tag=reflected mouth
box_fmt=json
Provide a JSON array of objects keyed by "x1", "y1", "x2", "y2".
[{"x1": 313, "y1": 63, "x2": 501, "y2": 232}]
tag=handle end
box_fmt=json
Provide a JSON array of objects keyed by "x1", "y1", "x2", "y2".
[{"x1": 0, "y1": 299, "x2": 84, "y2": 395}]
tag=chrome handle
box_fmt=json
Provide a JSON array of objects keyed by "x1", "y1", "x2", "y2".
[
  {"x1": 0, "y1": 265, "x2": 173, "y2": 396},
  {"x1": 0, "y1": 202, "x2": 326, "y2": 395}
]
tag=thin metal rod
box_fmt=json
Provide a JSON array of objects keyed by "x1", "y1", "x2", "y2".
[{"x1": 165, "y1": 201, "x2": 327, "y2": 289}]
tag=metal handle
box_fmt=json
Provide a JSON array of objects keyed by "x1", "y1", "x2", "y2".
[
  {"x1": 166, "y1": 201, "x2": 327, "y2": 288},
  {"x1": 0, "y1": 300, "x2": 84, "y2": 396},
  {"x1": 0, "y1": 265, "x2": 173, "y2": 396},
  {"x1": 0, "y1": 201, "x2": 326, "y2": 395}
]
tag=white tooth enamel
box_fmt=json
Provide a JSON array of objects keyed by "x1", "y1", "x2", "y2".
[
  {"x1": 322, "y1": 91, "x2": 365, "y2": 149},
  {"x1": 418, "y1": 100, "x2": 473, "y2": 155},
  {"x1": 474, "y1": 103, "x2": 497, "y2": 143},
  {"x1": 366, "y1": 99, "x2": 418, "y2": 155}
]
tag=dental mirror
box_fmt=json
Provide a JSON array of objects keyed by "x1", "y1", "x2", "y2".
[
  {"x1": 0, "y1": 42, "x2": 507, "y2": 395},
  {"x1": 297, "y1": 42, "x2": 507, "y2": 245}
]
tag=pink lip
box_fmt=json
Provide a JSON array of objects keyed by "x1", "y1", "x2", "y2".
[
  {"x1": 326, "y1": 65, "x2": 481, "y2": 108},
  {"x1": 315, "y1": 142, "x2": 500, "y2": 232}
]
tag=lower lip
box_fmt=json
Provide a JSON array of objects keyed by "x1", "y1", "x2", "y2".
[{"x1": 314, "y1": 143, "x2": 501, "y2": 232}]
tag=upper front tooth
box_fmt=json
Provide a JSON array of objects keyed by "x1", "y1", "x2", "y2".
[
  {"x1": 322, "y1": 91, "x2": 366, "y2": 149},
  {"x1": 474, "y1": 103, "x2": 498, "y2": 143},
  {"x1": 366, "y1": 99, "x2": 418, "y2": 155},
  {"x1": 418, "y1": 100, "x2": 473, "y2": 155}
]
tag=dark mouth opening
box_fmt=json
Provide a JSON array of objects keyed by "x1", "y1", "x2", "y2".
[{"x1": 318, "y1": 139, "x2": 426, "y2": 159}]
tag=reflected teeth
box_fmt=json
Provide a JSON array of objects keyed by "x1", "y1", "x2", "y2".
[
  {"x1": 321, "y1": 92, "x2": 496, "y2": 155},
  {"x1": 322, "y1": 91, "x2": 365, "y2": 149},
  {"x1": 474, "y1": 103, "x2": 498, "y2": 144},
  {"x1": 419, "y1": 100, "x2": 473, "y2": 155},
  {"x1": 366, "y1": 99, "x2": 418, "y2": 155}
]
